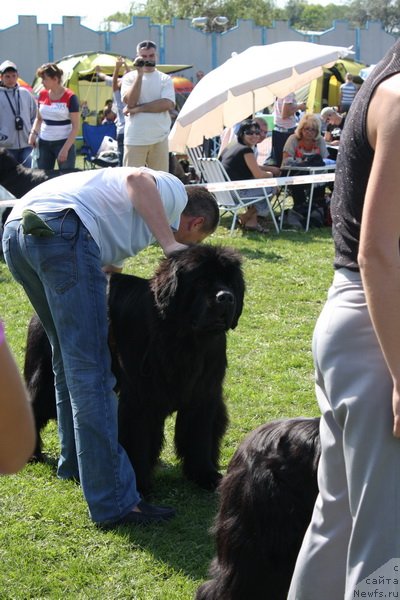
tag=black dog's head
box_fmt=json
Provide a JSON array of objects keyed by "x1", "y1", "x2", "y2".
[
  {"x1": 0, "y1": 148, "x2": 19, "y2": 184},
  {"x1": 150, "y1": 245, "x2": 245, "y2": 333},
  {"x1": 0, "y1": 148, "x2": 81, "y2": 196}
]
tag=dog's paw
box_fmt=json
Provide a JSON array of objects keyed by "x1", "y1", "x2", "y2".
[{"x1": 186, "y1": 469, "x2": 223, "y2": 491}]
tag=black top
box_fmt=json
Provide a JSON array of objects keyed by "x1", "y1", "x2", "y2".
[
  {"x1": 220, "y1": 143, "x2": 254, "y2": 181},
  {"x1": 332, "y1": 40, "x2": 400, "y2": 270}
]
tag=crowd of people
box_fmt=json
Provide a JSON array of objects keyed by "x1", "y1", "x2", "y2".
[
  {"x1": 217, "y1": 92, "x2": 350, "y2": 232},
  {"x1": 0, "y1": 40, "x2": 179, "y2": 174}
]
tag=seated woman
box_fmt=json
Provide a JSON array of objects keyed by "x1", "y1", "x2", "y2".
[
  {"x1": 281, "y1": 114, "x2": 328, "y2": 224},
  {"x1": 320, "y1": 106, "x2": 346, "y2": 160},
  {"x1": 220, "y1": 119, "x2": 280, "y2": 233}
]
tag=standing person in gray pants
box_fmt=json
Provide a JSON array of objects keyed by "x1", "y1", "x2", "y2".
[{"x1": 288, "y1": 40, "x2": 400, "y2": 600}]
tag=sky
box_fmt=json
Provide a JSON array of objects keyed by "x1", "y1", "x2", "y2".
[
  {"x1": 3, "y1": 0, "x2": 337, "y2": 31},
  {"x1": 2, "y1": 1, "x2": 133, "y2": 31}
]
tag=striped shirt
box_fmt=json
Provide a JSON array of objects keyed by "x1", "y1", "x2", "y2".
[
  {"x1": 38, "y1": 88, "x2": 79, "y2": 141},
  {"x1": 339, "y1": 82, "x2": 357, "y2": 109}
]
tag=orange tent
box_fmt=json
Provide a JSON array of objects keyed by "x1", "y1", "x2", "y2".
[
  {"x1": 172, "y1": 76, "x2": 194, "y2": 95},
  {"x1": 18, "y1": 77, "x2": 33, "y2": 92}
]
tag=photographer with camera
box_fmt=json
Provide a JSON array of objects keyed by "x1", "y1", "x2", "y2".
[
  {"x1": 0, "y1": 60, "x2": 37, "y2": 167},
  {"x1": 121, "y1": 40, "x2": 175, "y2": 171}
]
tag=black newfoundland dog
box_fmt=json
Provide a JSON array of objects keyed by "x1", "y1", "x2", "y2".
[
  {"x1": 0, "y1": 148, "x2": 80, "y2": 224},
  {"x1": 196, "y1": 417, "x2": 321, "y2": 600},
  {"x1": 25, "y1": 244, "x2": 245, "y2": 495}
]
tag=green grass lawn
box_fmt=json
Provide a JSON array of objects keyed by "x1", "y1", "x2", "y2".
[{"x1": 0, "y1": 221, "x2": 334, "y2": 599}]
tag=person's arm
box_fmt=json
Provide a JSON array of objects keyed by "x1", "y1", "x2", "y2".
[
  {"x1": 0, "y1": 322, "x2": 35, "y2": 474},
  {"x1": 95, "y1": 66, "x2": 108, "y2": 82},
  {"x1": 281, "y1": 98, "x2": 306, "y2": 119},
  {"x1": 122, "y1": 70, "x2": 142, "y2": 108},
  {"x1": 28, "y1": 108, "x2": 42, "y2": 148},
  {"x1": 358, "y1": 72, "x2": 400, "y2": 437},
  {"x1": 281, "y1": 136, "x2": 297, "y2": 166},
  {"x1": 58, "y1": 108, "x2": 80, "y2": 164},
  {"x1": 126, "y1": 170, "x2": 187, "y2": 256},
  {"x1": 125, "y1": 98, "x2": 175, "y2": 115},
  {"x1": 259, "y1": 164, "x2": 281, "y2": 176},
  {"x1": 112, "y1": 58, "x2": 124, "y2": 92},
  {"x1": 318, "y1": 137, "x2": 329, "y2": 158},
  {"x1": 243, "y1": 151, "x2": 274, "y2": 179},
  {"x1": 324, "y1": 129, "x2": 333, "y2": 143}
]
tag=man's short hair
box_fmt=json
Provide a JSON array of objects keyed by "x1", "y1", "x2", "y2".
[
  {"x1": 137, "y1": 40, "x2": 157, "y2": 53},
  {"x1": 184, "y1": 186, "x2": 219, "y2": 234}
]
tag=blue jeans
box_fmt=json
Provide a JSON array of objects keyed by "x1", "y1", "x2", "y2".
[
  {"x1": 2, "y1": 211, "x2": 139, "y2": 523},
  {"x1": 38, "y1": 138, "x2": 76, "y2": 170},
  {"x1": 239, "y1": 188, "x2": 271, "y2": 217},
  {"x1": 8, "y1": 146, "x2": 32, "y2": 167}
]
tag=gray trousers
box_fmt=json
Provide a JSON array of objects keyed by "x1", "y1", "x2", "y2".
[{"x1": 288, "y1": 268, "x2": 400, "y2": 600}]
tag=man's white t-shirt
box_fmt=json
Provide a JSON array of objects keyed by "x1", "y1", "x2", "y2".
[
  {"x1": 121, "y1": 70, "x2": 175, "y2": 145},
  {"x1": 7, "y1": 167, "x2": 187, "y2": 267}
]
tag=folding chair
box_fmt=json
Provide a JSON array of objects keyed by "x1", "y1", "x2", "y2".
[
  {"x1": 198, "y1": 158, "x2": 279, "y2": 235},
  {"x1": 186, "y1": 145, "x2": 206, "y2": 182},
  {"x1": 81, "y1": 122, "x2": 119, "y2": 169}
]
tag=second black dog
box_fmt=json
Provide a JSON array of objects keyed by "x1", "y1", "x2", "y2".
[{"x1": 196, "y1": 417, "x2": 321, "y2": 600}]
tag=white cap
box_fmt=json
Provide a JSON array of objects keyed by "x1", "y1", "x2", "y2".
[{"x1": 0, "y1": 60, "x2": 17, "y2": 74}]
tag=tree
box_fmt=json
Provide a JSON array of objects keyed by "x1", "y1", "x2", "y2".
[
  {"x1": 347, "y1": 0, "x2": 400, "y2": 33},
  {"x1": 104, "y1": 0, "x2": 279, "y2": 28},
  {"x1": 102, "y1": 0, "x2": 396, "y2": 33}
]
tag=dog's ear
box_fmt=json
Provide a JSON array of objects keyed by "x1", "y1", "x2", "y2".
[
  {"x1": 150, "y1": 257, "x2": 179, "y2": 317},
  {"x1": 227, "y1": 261, "x2": 245, "y2": 329},
  {"x1": 231, "y1": 273, "x2": 245, "y2": 329}
]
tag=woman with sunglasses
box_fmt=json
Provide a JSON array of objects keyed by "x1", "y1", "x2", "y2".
[
  {"x1": 220, "y1": 119, "x2": 280, "y2": 233},
  {"x1": 282, "y1": 114, "x2": 328, "y2": 227}
]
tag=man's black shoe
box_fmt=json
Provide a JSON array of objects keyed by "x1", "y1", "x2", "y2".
[{"x1": 97, "y1": 500, "x2": 176, "y2": 530}]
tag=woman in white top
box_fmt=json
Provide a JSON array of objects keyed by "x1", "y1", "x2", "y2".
[{"x1": 28, "y1": 63, "x2": 80, "y2": 170}]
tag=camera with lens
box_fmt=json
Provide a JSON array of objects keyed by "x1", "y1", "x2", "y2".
[
  {"x1": 134, "y1": 57, "x2": 156, "y2": 68},
  {"x1": 15, "y1": 116, "x2": 24, "y2": 131}
]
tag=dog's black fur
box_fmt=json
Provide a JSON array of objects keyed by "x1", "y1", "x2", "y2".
[
  {"x1": 0, "y1": 148, "x2": 80, "y2": 224},
  {"x1": 25, "y1": 244, "x2": 245, "y2": 494},
  {"x1": 196, "y1": 417, "x2": 321, "y2": 600}
]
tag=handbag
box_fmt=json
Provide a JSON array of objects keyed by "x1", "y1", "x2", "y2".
[{"x1": 296, "y1": 154, "x2": 325, "y2": 168}]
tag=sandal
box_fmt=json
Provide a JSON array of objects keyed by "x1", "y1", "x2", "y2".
[{"x1": 243, "y1": 223, "x2": 269, "y2": 234}]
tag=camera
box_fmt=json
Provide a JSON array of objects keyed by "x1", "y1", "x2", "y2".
[
  {"x1": 134, "y1": 57, "x2": 156, "y2": 68},
  {"x1": 15, "y1": 116, "x2": 24, "y2": 131}
]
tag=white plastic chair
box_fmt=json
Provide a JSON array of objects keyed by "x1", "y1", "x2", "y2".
[{"x1": 198, "y1": 157, "x2": 279, "y2": 235}]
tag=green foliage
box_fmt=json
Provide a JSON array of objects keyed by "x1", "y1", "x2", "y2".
[
  {"x1": 0, "y1": 225, "x2": 334, "y2": 598},
  {"x1": 104, "y1": 0, "x2": 399, "y2": 34},
  {"x1": 346, "y1": 0, "x2": 400, "y2": 33}
]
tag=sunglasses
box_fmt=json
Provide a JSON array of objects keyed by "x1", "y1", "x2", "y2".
[
  {"x1": 303, "y1": 126, "x2": 317, "y2": 132},
  {"x1": 244, "y1": 130, "x2": 260, "y2": 135}
]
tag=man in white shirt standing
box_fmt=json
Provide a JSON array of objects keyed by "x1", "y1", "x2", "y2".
[{"x1": 121, "y1": 40, "x2": 175, "y2": 172}]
